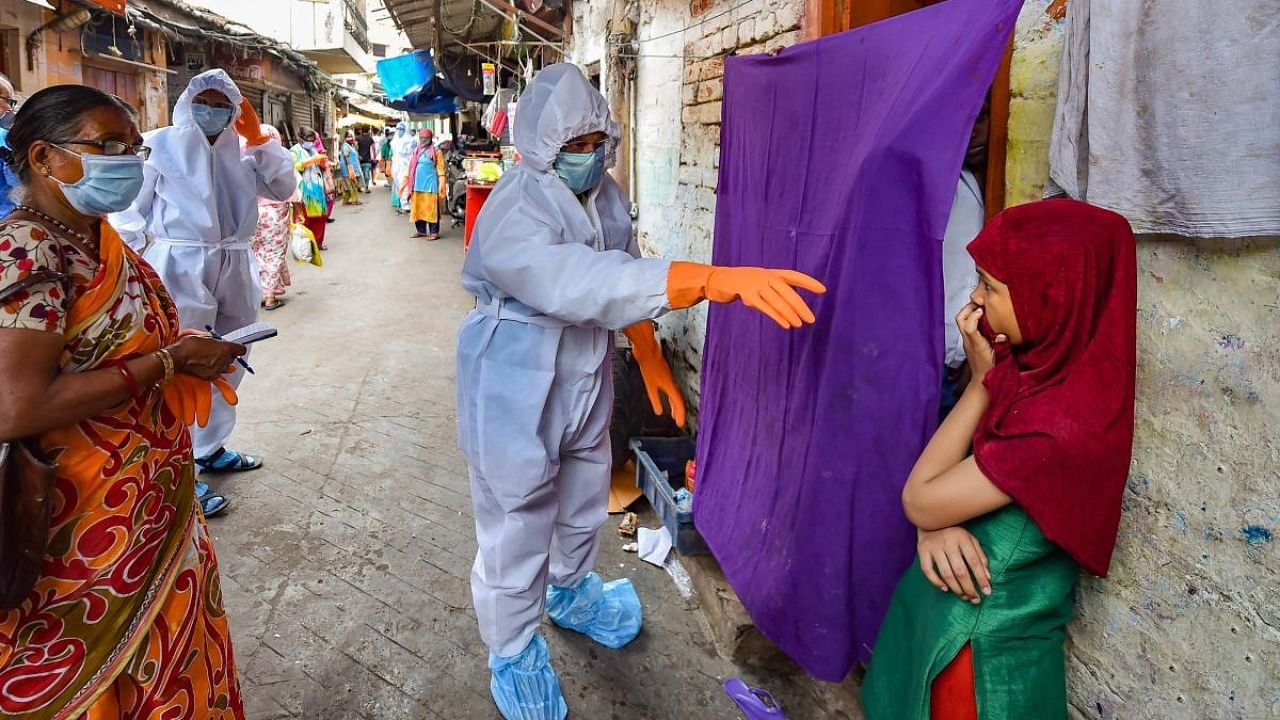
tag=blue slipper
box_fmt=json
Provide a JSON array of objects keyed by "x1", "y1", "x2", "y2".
[
  {"x1": 195, "y1": 480, "x2": 230, "y2": 517},
  {"x1": 196, "y1": 447, "x2": 263, "y2": 474}
]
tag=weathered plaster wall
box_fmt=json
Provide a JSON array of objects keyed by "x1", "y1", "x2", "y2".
[
  {"x1": 1006, "y1": 4, "x2": 1280, "y2": 718},
  {"x1": 0, "y1": 2, "x2": 49, "y2": 94}
]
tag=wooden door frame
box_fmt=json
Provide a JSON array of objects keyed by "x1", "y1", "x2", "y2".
[{"x1": 805, "y1": 0, "x2": 1012, "y2": 217}]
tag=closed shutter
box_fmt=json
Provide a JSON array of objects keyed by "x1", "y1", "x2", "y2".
[
  {"x1": 239, "y1": 83, "x2": 266, "y2": 115},
  {"x1": 291, "y1": 92, "x2": 313, "y2": 135}
]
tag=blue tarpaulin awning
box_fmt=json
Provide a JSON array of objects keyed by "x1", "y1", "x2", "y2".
[{"x1": 377, "y1": 51, "x2": 458, "y2": 115}]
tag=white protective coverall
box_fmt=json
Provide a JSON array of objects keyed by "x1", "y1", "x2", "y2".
[
  {"x1": 456, "y1": 64, "x2": 673, "y2": 659},
  {"x1": 390, "y1": 124, "x2": 415, "y2": 207},
  {"x1": 111, "y1": 69, "x2": 296, "y2": 459}
]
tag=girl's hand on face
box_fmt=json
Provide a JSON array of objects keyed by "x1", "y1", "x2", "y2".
[
  {"x1": 918, "y1": 526, "x2": 991, "y2": 604},
  {"x1": 957, "y1": 303, "x2": 1005, "y2": 383}
]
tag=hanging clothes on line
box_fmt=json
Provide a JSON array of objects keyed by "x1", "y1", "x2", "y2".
[
  {"x1": 1048, "y1": 0, "x2": 1280, "y2": 237},
  {"x1": 693, "y1": 0, "x2": 1025, "y2": 683}
]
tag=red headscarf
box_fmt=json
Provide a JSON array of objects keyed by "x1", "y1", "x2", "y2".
[{"x1": 967, "y1": 199, "x2": 1137, "y2": 576}]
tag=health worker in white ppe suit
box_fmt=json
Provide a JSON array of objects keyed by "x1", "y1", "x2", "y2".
[
  {"x1": 111, "y1": 69, "x2": 296, "y2": 513},
  {"x1": 457, "y1": 63, "x2": 827, "y2": 720}
]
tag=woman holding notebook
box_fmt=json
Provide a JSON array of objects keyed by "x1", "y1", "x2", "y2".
[{"x1": 0, "y1": 84, "x2": 250, "y2": 719}]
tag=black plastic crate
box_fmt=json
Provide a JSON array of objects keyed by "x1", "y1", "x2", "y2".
[{"x1": 630, "y1": 436, "x2": 707, "y2": 556}]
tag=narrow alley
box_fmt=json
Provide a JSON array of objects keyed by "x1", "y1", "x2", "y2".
[{"x1": 210, "y1": 187, "x2": 840, "y2": 720}]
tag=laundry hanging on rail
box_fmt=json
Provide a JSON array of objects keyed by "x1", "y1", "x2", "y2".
[
  {"x1": 693, "y1": 0, "x2": 1024, "y2": 683},
  {"x1": 1048, "y1": 0, "x2": 1280, "y2": 237}
]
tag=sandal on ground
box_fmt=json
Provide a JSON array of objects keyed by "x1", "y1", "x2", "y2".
[
  {"x1": 410, "y1": 232, "x2": 428, "y2": 238},
  {"x1": 264, "y1": 299, "x2": 287, "y2": 311},
  {"x1": 427, "y1": 234, "x2": 440, "y2": 241},
  {"x1": 196, "y1": 447, "x2": 263, "y2": 474},
  {"x1": 723, "y1": 679, "x2": 788, "y2": 720},
  {"x1": 195, "y1": 481, "x2": 231, "y2": 517}
]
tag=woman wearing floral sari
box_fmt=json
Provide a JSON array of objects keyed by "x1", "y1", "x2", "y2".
[
  {"x1": 0, "y1": 86, "x2": 248, "y2": 718},
  {"x1": 291, "y1": 126, "x2": 331, "y2": 250},
  {"x1": 250, "y1": 124, "x2": 294, "y2": 311}
]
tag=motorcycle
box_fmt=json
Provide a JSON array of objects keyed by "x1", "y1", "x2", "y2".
[{"x1": 444, "y1": 139, "x2": 469, "y2": 228}]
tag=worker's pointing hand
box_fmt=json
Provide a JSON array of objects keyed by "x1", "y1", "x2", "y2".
[{"x1": 705, "y1": 267, "x2": 827, "y2": 329}]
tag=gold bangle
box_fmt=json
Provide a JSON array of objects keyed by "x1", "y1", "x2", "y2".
[{"x1": 154, "y1": 348, "x2": 175, "y2": 387}]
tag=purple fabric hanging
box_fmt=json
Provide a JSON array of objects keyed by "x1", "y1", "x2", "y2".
[{"x1": 693, "y1": 0, "x2": 1024, "y2": 682}]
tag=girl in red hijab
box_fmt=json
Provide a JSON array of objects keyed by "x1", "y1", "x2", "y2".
[{"x1": 862, "y1": 199, "x2": 1138, "y2": 720}]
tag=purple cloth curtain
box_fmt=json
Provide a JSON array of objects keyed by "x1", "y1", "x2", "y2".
[{"x1": 693, "y1": 0, "x2": 1024, "y2": 682}]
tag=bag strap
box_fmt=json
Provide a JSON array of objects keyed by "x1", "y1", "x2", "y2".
[{"x1": 0, "y1": 220, "x2": 71, "y2": 304}]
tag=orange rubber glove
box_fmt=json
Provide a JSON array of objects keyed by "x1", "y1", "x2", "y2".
[
  {"x1": 234, "y1": 99, "x2": 269, "y2": 147},
  {"x1": 163, "y1": 374, "x2": 239, "y2": 428},
  {"x1": 622, "y1": 321, "x2": 686, "y2": 428},
  {"x1": 667, "y1": 262, "x2": 827, "y2": 329}
]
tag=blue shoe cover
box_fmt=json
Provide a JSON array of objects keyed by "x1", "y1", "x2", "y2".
[
  {"x1": 489, "y1": 635, "x2": 567, "y2": 720},
  {"x1": 545, "y1": 572, "x2": 643, "y2": 649}
]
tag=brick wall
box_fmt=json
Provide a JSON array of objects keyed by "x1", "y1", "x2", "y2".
[{"x1": 571, "y1": 0, "x2": 807, "y2": 418}]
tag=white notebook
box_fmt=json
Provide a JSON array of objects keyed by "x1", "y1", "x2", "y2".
[{"x1": 222, "y1": 322, "x2": 278, "y2": 345}]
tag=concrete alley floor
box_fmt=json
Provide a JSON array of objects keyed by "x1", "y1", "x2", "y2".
[{"x1": 211, "y1": 185, "x2": 853, "y2": 720}]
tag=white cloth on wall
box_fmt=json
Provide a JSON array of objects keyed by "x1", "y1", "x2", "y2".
[{"x1": 1048, "y1": 0, "x2": 1280, "y2": 237}]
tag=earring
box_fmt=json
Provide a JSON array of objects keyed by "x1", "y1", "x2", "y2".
[{"x1": 41, "y1": 165, "x2": 51, "y2": 175}]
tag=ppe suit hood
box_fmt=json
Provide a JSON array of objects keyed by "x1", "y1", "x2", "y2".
[
  {"x1": 513, "y1": 63, "x2": 620, "y2": 173},
  {"x1": 172, "y1": 69, "x2": 244, "y2": 129},
  {"x1": 109, "y1": 67, "x2": 295, "y2": 250}
]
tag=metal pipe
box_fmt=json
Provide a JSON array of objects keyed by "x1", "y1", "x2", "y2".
[
  {"x1": 474, "y1": 0, "x2": 561, "y2": 47},
  {"x1": 628, "y1": 64, "x2": 637, "y2": 215}
]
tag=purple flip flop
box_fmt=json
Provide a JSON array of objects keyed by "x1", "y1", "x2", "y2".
[{"x1": 724, "y1": 678, "x2": 788, "y2": 719}]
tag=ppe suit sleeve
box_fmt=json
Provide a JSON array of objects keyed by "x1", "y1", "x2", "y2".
[
  {"x1": 479, "y1": 201, "x2": 672, "y2": 330},
  {"x1": 242, "y1": 140, "x2": 297, "y2": 202},
  {"x1": 109, "y1": 160, "x2": 159, "y2": 250}
]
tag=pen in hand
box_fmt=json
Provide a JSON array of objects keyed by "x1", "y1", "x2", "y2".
[{"x1": 205, "y1": 325, "x2": 255, "y2": 375}]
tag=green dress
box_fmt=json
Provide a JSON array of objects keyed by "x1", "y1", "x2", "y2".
[{"x1": 862, "y1": 505, "x2": 1078, "y2": 719}]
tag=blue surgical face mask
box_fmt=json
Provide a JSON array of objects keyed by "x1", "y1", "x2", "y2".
[
  {"x1": 554, "y1": 146, "x2": 606, "y2": 194},
  {"x1": 191, "y1": 104, "x2": 233, "y2": 136},
  {"x1": 52, "y1": 146, "x2": 145, "y2": 216}
]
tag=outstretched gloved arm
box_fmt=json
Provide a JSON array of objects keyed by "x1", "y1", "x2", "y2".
[
  {"x1": 622, "y1": 321, "x2": 686, "y2": 428},
  {"x1": 667, "y1": 262, "x2": 826, "y2": 329}
]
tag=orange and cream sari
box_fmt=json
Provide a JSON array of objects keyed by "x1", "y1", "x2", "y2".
[{"x1": 0, "y1": 222, "x2": 244, "y2": 720}]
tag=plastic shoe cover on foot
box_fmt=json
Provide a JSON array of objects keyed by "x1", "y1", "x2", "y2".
[
  {"x1": 489, "y1": 635, "x2": 567, "y2": 720},
  {"x1": 545, "y1": 572, "x2": 643, "y2": 649}
]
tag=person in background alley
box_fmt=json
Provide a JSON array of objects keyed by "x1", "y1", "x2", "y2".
[
  {"x1": 250, "y1": 124, "x2": 294, "y2": 311},
  {"x1": 356, "y1": 127, "x2": 375, "y2": 193},
  {"x1": 862, "y1": 200, "x2": 1137, "y2": 719},
  {"x1": 0, "y1": 73, "x2": 20, "y2": 217},
  {"x1": 391, "y1": 123, "x2": 413, "y2": 214},
  {"x1": 314, "y1": 132, "x2": 338, "y2": 224},
  {"x1": 111, "y1": 69, "x2": 297, "y2": 512},
  {"x1": 406, "y1": 127, "x2": 445, "y2": 240},
  {"x1": 379, "y1": 127, "x2": 394, "y2": 189},
  {"x1": 337, "y1": 132, "x2": 363, "y2": 206},
  {"x1": 292, "y1": 126, "x2": 332, "y2": 250},
  {"x1": 0, "y1": 84, "x2": 248, "y2": 719},
  {"x1": 456, "y1": 63, "x2": 826, "y2": 720},
  {"x1": 938, "y1": 98, "x2": 990, "y2": 419}
]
